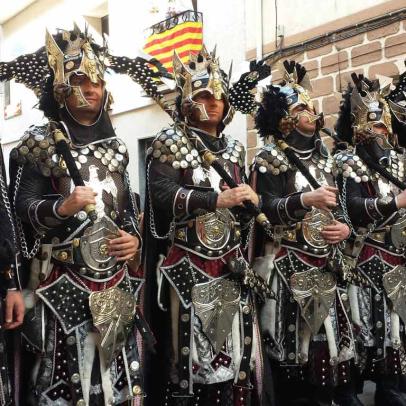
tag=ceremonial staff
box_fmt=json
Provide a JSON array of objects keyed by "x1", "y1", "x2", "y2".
[
  {"x1": 50, "y1": 122, "x2": 98, "y2": 222},
  {"x1": 187, "y1": 129, "x2": 271, "y2": 226}
]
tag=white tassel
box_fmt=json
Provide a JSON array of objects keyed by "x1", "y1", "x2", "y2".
[
  {"x1": 191, "y1": 333, "x2": 199, "y2": 364},
  {"x1": 348, "y1": 284, "x2": 361, "y2": 326},
  {"x1": 22, "y1": 290, "x2": 36, "y2": 310},
  {"x1": 299, "y1": 323, "x2": 311, "y2": 364},
  {"x1": 99, "y1": 344, "x2": 114, "y2": 406},
  {"x1": 82, "y1": 332, "x2": 96, "y2": 405},
  {"x1": 156, "y1": 254, "x2": 167, "y2": 311},
  {"x1": 250, "y1": 317, "x2": 259, "y2": 368},
  {"x1": 170, "y1": 287, "x2": 180, "y2": 363},
  {"x1": 232, "y1": 310, "x2": 241, "y2": 365},
  {"x1": 269, "y1": 272, "x2": 278, "y2": 338},
  {"x1": 324, "y1": 314, "x2": 338, "y2": 362},
  {"x1": 391, "y1": 311, "x2": 401, "y2": 349}
]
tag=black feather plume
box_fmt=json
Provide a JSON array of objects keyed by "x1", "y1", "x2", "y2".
[
  {"x1": 388, "y1": 62, "x2": 406, "y2": 146},
  {"x1": 255, "y1": 85, "x2": 289, "y2": 139},
  {"x1": 108, "y1": 56, "x2": 164, "y2": 100},
  {"x1": 283, "y1": 60, "x2": 295, "y2": 75},
  {"x1": 335, "y1": 84, "x2": 354, "y2": 145},
  {"x1": 388, "y1": 62, "x2": 406, "y2": 104},
  {"x1": 295, "y1": 63, "x2": 306, "y2": 84}
]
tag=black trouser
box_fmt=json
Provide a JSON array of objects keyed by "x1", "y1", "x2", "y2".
[{"x1": 166, "y1": 380, "x2": 254, "y2": 406}]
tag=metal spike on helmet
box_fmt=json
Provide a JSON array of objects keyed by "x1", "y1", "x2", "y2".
[
  {"x1": 172, "y1": 45, "x2": 234, "y2": 127},
  {"x1": 278, "y1": 60, "x2": 314, "y2": 113},
  {"x1": 350, "y1": 73, "x2": 393, "y2": 141}
]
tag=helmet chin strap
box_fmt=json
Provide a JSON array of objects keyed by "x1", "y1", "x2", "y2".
[
  {"x1": 295, "y1": 127, "x2": 315, "y2": 138},
  {"x1": 63, "y1": 89, "x2": 109, "y2": 127}
]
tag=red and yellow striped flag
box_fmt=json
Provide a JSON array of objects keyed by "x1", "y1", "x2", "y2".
[{"x1": 143, "y1": 11, "x2": 203, "y2": 73}]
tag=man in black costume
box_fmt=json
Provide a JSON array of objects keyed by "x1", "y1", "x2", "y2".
[
  {"x1": 334, "y1": 73, "x2": 406, "y2": 406},
  {"x1": 2, "y1": 25, "x2": 150, "y2": 405},
  {"x1": 0, "y1": 143, "x2": 24, "y2": 405},
  {"x1": 143, "y1": 46, "x2": 270, "y2": 406},
  {"x1": 251, "y1": 61, "x2": 360, "y2": 406}
]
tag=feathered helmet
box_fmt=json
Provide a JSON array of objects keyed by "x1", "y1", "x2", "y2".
[
  {"x1": 387, "y1": 63, "x2": 406, "y2": 145},
  {"x1": 171, "y1": 45, "x2": 232, "y2": 128},
  {"x1": 336, "y1": 74, "x2": 395, "y2": 149},
  {"x1": 256, "y1": 60, "x2": 322, "y2": 138},
  {"x1": 0, "y1": 24, "x2": 161, "y2": 116},
  {"x1": 350, "y1": 73, "x2": 393, "y2": 146},
  {"x1": 45, "y1": 23, "x2": 108, "y2": 107}
]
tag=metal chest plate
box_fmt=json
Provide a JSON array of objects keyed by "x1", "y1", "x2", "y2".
[{"x1": 80, "y1": 216, "x2": 120, "y2": 272}]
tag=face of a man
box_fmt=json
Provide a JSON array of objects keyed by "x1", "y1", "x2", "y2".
[
  {"x1": 64, "y1": 73, "x2": 104, "y2": 123},
  {"x1": 291, "y1": 104, "x2": 317, "y2": 135},
  {"x1": 190, "y1": 91, "x2": 225, "y2": 128}
]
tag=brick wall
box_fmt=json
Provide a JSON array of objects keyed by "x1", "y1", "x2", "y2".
[{"x1": 246, "y1": 19, "x2": 406, "y2": 164}]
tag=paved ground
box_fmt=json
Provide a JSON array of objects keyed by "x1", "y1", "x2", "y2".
[{"x1": 358, "y1": 381, "x2": 375, "y2": 406}]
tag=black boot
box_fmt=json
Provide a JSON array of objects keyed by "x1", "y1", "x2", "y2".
[
  {"x1": 333, "y1": 383, "x2": 364, "y2": 406},
  {"x1": 375, "y1": 375, "x2": 406, "y2": 406}
]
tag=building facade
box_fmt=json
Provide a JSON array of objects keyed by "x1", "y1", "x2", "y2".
[{"x1": 245, "y1": 0, "x2": 406, "y2": 162}]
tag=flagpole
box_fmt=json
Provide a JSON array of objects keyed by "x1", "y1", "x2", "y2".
[{"x1": 191, "y1": 0, "x2": 198, "y2": 20}]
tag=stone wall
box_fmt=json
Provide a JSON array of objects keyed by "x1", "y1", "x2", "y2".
[{"x1": 246, "y1": 18, "x2": 406, "y2": 164}]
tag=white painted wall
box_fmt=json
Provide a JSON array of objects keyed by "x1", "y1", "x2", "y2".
[{"x1": 245, "y1": 0, "x2": 391, "y2": 51}]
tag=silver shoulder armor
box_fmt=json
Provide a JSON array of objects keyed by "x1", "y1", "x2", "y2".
[
  {"x1": 221, "y1": 136, "x2": 245, "y2": 167},
  {"x1": 147, "y1": 127, "x2": 202, "y2": 170},
  {"x1": 333, "y1": 149, "x2": 371, "y2": 183},
  {"x1": 9, "y1": 125, "x2": 67, "y2": 178},
  {"x1": 252, "y1": 143, "x2": 291, "y2": 175}
]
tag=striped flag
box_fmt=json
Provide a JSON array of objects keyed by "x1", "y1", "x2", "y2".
[{"x1": 143, "y1": 10, "x2": 203, "y2": 73}]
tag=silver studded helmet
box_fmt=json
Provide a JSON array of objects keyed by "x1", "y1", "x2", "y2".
[
  {"x1": 45, "y1": 24, "x2": 108, "y2": 108},
  {"x1": 0, "y1": 24, "x2": 159, "y2": 118},
  {"x1": 172, "y1": 45, "x2": 234, "y2": 129},
  {"x1": 350, "y1": 73, "x2": 393, "y2": 146}
]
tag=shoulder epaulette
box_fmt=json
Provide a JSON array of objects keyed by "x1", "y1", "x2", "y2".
[
  {"x1": 10, "y1": 125, "x2": 67, "y2": 178},
  {"x1": 252, "y1": 143, "x2": 291, "y2": 175},
  {"x1": 147, "y1": 127, "x2": 202, "y2": 170}
]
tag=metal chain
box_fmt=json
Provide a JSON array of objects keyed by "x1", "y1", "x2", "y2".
[
  {"x1": 242, "y1": 217, "x2": 255, "y2": 251},
  {"x1": 124, "y1": 170, "x2": 140, "y2": 228},
  {"x1": 13, "y1": 165, "x2": 41, "y2": 259},
  {"x1": 336, "y1": 177, "x2": 377, "y2": 238},
  {"x1": 146, "y1": 159, "x2": 175, "y2": 240}
]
